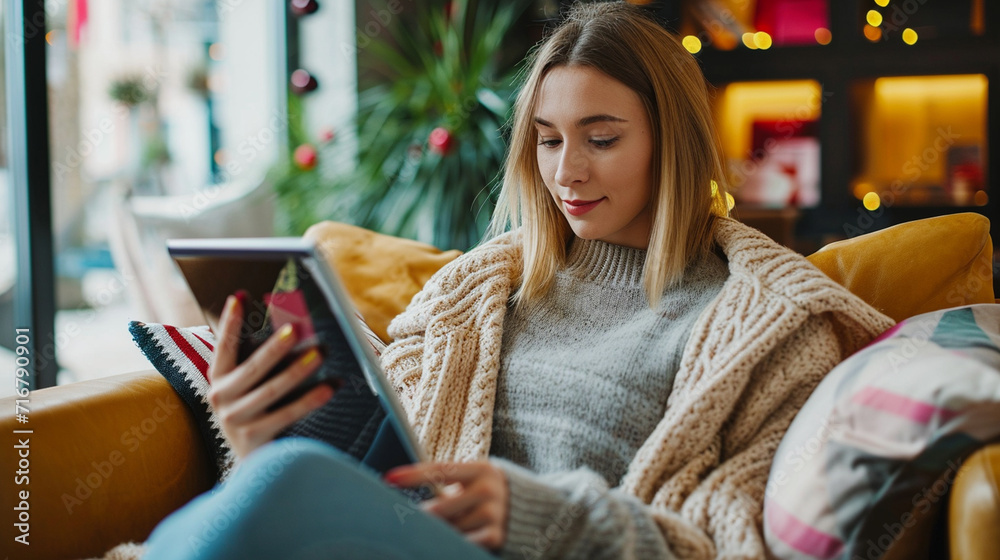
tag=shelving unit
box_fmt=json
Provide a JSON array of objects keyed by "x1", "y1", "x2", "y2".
[{"x1": 682, "y1": 0, "x2": 998, "y2": 257}]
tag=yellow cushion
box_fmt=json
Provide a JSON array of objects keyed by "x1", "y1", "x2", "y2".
[
  {"x1": 304, "y1": 221, "x2": 462, "y2": 342},
  {"x1": 807, "y1": 213, "x2": 994, "y2": 323}
]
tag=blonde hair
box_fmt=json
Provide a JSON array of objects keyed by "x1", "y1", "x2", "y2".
[{"x1": 490, "y1": 1, "x2": 730, "y2": 307}]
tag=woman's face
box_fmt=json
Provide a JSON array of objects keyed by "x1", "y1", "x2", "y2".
[{"x1": 534, "y1": 65, "x2": 655, "y2": 249}]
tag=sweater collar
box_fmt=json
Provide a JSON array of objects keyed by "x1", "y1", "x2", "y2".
[{"x1": 564, "y1": 237, "x2": 647, "y2": 286}]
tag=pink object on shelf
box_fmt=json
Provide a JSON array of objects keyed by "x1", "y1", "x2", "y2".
[{"x1": 754, "y1": 0, "x2": 829, "y2": 46}]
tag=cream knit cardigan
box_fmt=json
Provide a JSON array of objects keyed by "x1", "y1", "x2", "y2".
[{"x1": 380, "y1": 217, "x2": 894, "y2": 559}]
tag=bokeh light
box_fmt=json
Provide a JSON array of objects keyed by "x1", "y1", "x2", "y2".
[
  {"x1": 209, "y1": 43, "x2": 225, "y2": 61},
  {"x1": 815, "y1": 28, "x2": 832, "y2": 45},
  {"x1": 863, "y1": 192, "x2": 881, "y2": 211},
  {"x1": 853, "y1": 182, "x2": 875, "y2": 200},
  {"x1": 754, "y1": 32, "x2": 773, "y2": 50},
  {"x1": 974, "y1": 190, "x2": 989, "y2": 206},
  {"x1": 875, "y1": 0, "x2": 890, "y2": 6},
  {"x1": 742, "y1": 32, "x2": 758, "y2": 49},
  {"x1": 902, "y1": 28, "x2": 919, "y2": 45},
  {"x1": 866, "y1": 10, "x2": 883, "y2": 27},
  {"x1": 682, "y1": 35, "x2": 702, "y2": 54},
  {"x1": 864, "y1": 24, "x2": 883, "y2": 42}
]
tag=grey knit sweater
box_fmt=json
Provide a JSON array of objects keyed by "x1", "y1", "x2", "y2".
[{"x1": 490, "y1": 238, "x2": 729, "y2": 559}]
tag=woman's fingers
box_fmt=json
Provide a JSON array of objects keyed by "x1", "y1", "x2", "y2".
[
  {"x1": 208, "y1": 293, "x2": 244, "y2": 384},
  {"x1": 222, "y1": 348, "x2": 325, "y2": 424},
  {"x1": 464, "y1": 521, "x2": 506, "y2": 551},
  {"x1": 420, "y1": 485, "x2": 482, "y2": 521},
  {"x1": 230, "y1": 383, "x2": 334, "y2": 453},
  {"x1": 385, "y1": 461, "x2": 509, "y2": 550},
  {"x1": 210, "y1": 322, "x2": 299, "y2": 404}
]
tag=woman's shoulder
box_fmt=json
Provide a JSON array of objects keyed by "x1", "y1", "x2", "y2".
[
  {"x1": 412, "y1": 230, "x2": 523, "y2": 299},
  {"x1": 712, "y1": 217, "x2": 851, "y2": 299}
]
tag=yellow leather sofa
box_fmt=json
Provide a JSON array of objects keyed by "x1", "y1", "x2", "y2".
[{"x1": 1, "y1": 213, "x2": 997, "y2": 560}]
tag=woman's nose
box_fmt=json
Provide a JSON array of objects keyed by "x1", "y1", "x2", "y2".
[{"x1": 554, "y1": 145, "x2": 588, "y2": 186}]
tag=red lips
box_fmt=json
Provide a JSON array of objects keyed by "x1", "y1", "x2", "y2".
[{"x1": 563, "y1": 198, "x2": 605, "y2": 216}]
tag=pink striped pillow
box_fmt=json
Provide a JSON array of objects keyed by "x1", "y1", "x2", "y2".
[{"x1": 764, "y1": 304, "x2": 1000, "y2": 559}]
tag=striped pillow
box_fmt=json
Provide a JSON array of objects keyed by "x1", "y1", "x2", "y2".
[
  {"x1": 764, "y1": 304, "x2": 1000, "y2": 559},
  {"x1": 127, "y1": 322, "x2": 234, "y2": 479},
  {"x1": 128, "y1": 317, "x2": 388, "y2": 481}
]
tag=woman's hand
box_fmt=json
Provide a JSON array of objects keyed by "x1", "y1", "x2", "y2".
[
  {"x1": 207, "y1": 292, "x2": 335, "y2": 459},
  {"x1": 385, "y1": 461, "x2": 510, "y2": 551}
]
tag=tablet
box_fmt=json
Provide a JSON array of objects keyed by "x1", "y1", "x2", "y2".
[{"x1": 166, "y1": 237, "x2": 428, "y2": 466}]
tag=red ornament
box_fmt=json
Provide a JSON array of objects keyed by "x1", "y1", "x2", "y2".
[
  {"x1": 428, "y1": 127, "x2": 455, "y2": 155},
  {"x1": 290, "y1": 69, "x2": 318, "y2": 95},
  {"x1": 319, "y1": 127, "x2": 336, "y2": 143},
  {"x1": 290, "y1": 0, "x2": 319, "y2": 16},
  {"x1": 293, "y1": 144, "x2": 318, "y2": 170}
]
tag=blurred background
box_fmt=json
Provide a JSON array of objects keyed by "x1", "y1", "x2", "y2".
[{"x1": 2, "y1": 0, "x2": 997, "y2": 395}]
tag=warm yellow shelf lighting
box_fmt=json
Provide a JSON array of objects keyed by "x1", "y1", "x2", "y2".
[
  {"x1": 854, "y1": 75, "x2": 988, "y2": 204},
  {"x1": 714, "y1": 80, "x2": 823, "y2": 159},
  {"x1": 874, "y1": 74, "x2": 987, "y2": 100}
]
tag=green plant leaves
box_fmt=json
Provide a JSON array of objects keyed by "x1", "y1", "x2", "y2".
[{"x1": 275, "y1": 0, "x2": 530, "y2": 250}]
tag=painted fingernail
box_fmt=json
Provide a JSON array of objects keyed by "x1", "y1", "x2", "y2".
[
  {"x1": 278, "y1": 323, "x2": 295, "y2": 341},
  {"x1": 234, "y1": 290, "x2": 249, "y2": 307},
  {"x1": 301, "y1": 348, "x2": 320, "y2": 366}
]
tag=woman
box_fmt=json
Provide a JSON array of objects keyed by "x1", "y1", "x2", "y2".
[{"x1": 145, "y1": 2, "x2": 892, "y2": 558}]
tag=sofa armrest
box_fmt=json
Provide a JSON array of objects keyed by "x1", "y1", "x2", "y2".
[
  {"x1": 0, "y1": 370, "x2": 215, "y2": 559},
  {"x1": 950, "y1": 443, "x2": 1000, "y2": 560}
]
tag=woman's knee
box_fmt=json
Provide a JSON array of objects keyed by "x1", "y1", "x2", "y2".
[{"x1": 230, "y1": 437, "x2": 366, "y2": 495}]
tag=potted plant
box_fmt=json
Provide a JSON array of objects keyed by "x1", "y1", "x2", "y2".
[{"x1": 273, "y1": 0, "x2": 531, "y2": 250}]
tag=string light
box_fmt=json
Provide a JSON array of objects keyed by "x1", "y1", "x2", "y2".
[
  {"x1": 864, "y1": 24, "x2": 883, "y2": 42},
  {"x1": 754, "y1": 31, "x2": 773, "y2": 50},
  {"x1": 863, "y1": 192, "x2": 881, "y2": 211},
  {"x1": 682, "y1": 35, "x2": 702, "y2": 54}
]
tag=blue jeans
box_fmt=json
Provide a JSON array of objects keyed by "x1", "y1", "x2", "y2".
[{"x1": 144, "y1": 438, "x2": 495, "y2": 560}]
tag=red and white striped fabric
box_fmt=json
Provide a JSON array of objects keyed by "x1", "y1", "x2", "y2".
[{"x1": 128, "y1": 321, "x2": 237, "y2": 479}]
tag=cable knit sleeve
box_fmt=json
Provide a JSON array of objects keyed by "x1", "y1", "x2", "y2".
[{"x1": 494, "y1": 458, "x2": 678, "y2": 560}]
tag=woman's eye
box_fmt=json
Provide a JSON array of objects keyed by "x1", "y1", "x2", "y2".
[
  {"x1": 591, "y1": 137, "x2": 619, "y2": 149},
  {"x1": 538, "y1": 138, "x2": 562, "y2": 148}
]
